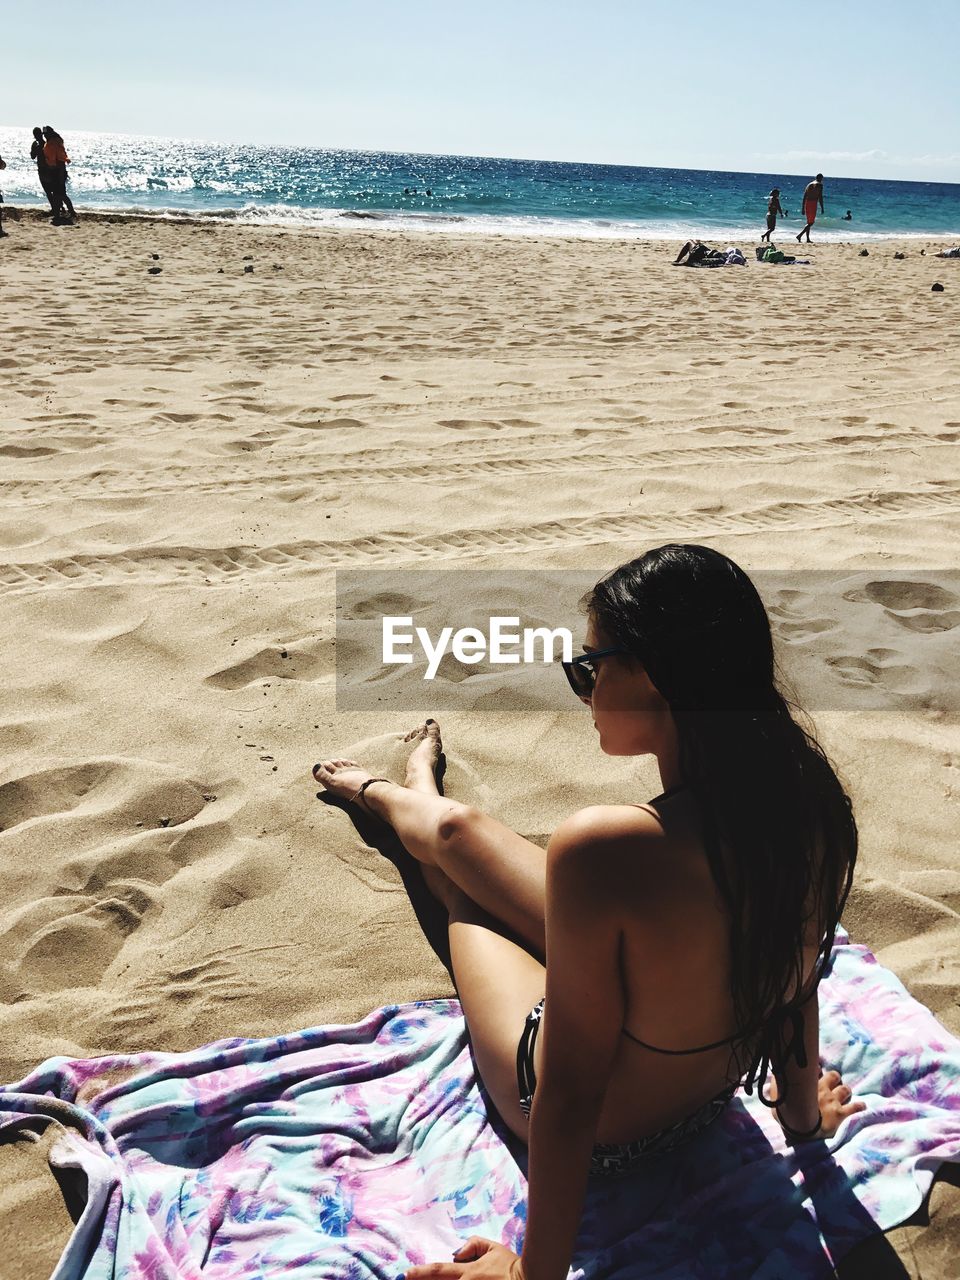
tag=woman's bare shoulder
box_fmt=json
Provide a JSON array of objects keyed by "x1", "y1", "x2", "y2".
[
  {"x1": 548, "y1": 804, "x2": 691, "y2": 908},
  {"x1": 550, "y1": 803, "x2": 665, "y2": 852}
]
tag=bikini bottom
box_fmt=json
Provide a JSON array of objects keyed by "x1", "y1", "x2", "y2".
[{"x1": 516, "y1": 998, "x2": 737, "y2": 1178}]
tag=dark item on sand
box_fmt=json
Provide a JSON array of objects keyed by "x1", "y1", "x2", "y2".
[
  {"x1": 673, "y1": 239, "x2": 742, "y2": 268},
  {"x1": 893, "y1": 252, "x2": 905, "y2": 260},
  {"x1": 859, "y1": 249, "x2": 869, "y2": 257},
  {"x1": 932, "y1": 283, "x2": 945, "y2": 292}
]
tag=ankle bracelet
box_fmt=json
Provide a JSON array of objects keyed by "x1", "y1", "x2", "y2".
[{"x1": 349, "y1": 777, "x2": 391, "y2": 811}]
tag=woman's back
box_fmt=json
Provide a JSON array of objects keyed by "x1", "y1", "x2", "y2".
[
  {"x1": 559, "y1": 788, "x2": 822, "y2": 1145},
  {"x1": 570, "y1": 792, "x2": 743, "y2": 1143}
]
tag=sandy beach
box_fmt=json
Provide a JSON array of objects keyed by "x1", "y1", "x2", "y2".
[{"x1": 1, "y1": 210, "x2": 959, "y2": 1276}]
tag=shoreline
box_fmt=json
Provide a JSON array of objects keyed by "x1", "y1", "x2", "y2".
[{"x1": 4, "y1": 201, "x2": 960, "y2": 246}]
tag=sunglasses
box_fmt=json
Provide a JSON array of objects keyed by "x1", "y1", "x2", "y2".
[{"x1": 561, "y1": 646, "x2": 629, "y2": 701}]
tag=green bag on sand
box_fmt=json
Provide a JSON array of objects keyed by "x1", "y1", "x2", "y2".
[{"x1": 763, "y1": 247, "x2": 787, "y2": 263}]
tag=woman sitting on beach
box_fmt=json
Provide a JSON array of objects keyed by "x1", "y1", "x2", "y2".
[{"x1": 313, "y1": 543, "x2": 865, "y2": 1280}]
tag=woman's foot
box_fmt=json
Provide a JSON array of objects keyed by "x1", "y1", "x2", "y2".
[
  {"x1": 403, "y1": 719, "x2": 443, "y2": 793},
  {"x1": 312, "y1": 719, "x2": 442, "y2": 810},
  {"x1": 313, "y1": 759, "x2": 386, "y2": 810}
]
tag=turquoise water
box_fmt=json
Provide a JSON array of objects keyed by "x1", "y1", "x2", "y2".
[{"x1": 2, "y1": 126, "x2": 958, "y2": 241}]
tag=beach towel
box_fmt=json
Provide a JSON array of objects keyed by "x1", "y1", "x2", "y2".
[{"x1": 2, "y1": 927, "x2": 958, "y2": 1280}]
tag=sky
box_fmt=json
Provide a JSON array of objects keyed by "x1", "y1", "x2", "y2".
[{"x1": 4, "y1": 0, "x2": 959, "y2": 182}]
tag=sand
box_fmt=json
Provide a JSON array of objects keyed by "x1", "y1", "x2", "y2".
[{"x1": 1, "y1": 208, "x2": 958, "y2": 1277}]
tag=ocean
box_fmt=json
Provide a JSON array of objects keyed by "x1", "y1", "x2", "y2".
[{"x1": 2, "y1": 126, "x2": 959, "y2": 242}]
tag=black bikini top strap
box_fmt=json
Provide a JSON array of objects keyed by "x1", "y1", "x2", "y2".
[{"x1": 621, "y1": 1027, "x2": 738, "y2": 1055}]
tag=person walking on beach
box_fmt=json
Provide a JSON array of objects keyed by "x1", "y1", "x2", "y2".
[
  {"x1": 0, "y1": 154, "x2": 6, "y2": 238},
  {"x1": 30, "y1": 126, "x2": 57, "y2": 214},
  {"x1": 313, "y1": 543, "x2": 865, "y2": 1280},
  {"x1": 42, "y1": 126, "x2": 76, "y2": 224},
  {"x1": 760, "y1": 187, "x2": 785, "y2": 242},
  {"x1": 798, "y1": 173, "x2": 824, "y2": 243}
]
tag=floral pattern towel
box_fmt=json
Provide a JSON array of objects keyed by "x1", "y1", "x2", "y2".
[{"x1": 2, "y1": 929, "x2": 959, "y2": 1279}]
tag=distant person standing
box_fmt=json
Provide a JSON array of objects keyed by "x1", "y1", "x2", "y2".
[
  {"x1": 760, "y1": 187, "x2": 785, "y2": 242},
  {"x1": 42, "y1": 126, "x2": 76, "y2": 224},
  {"x1": 0, "y1": 153, "x2": 6, "y2": 237},
  {"x1": 797, "y1": 173, "x2": 824, "y2": 243},
  {"x1": 31, "y1": 126, "x2": 57, "y2": 214}
]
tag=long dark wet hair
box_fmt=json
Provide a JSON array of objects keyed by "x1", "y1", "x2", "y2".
[{"x1": 585, "y1": 543, "x2": 858, "y2": 1105}]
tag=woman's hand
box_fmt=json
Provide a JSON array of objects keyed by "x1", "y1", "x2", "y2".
[
  {"x1": 816, "y1": 1068, "x2": 866, "y2": 1138},
  {"x1": 767, "y1": 1067, "x2": 866, "y2": 1142},
  {"x1": 405, "y1": 1237, "x2": 524, "y2": 1280}
]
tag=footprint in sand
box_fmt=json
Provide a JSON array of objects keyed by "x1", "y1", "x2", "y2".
[
  {"x1": 205, "y1": 643, "x2": 329, "y2": 690},
  {"x1": 0, "y1": 762, "x2": 115, "y2": 833},
  {"x1": 767, "y1": 590, "x2": 837, "y2": 644},
  {"x1": 842, "y1": 579, "x2": 960, "y2": 633},
  {"x1": 0, "y1": 761, "x2": 211, "y2": 841},
  {"x1": 10, "y1": 887, "x2": 156, "y2": 995},
  {"x1": 825, "y1": 647, "x2": 924, "y2": 696},
  {"x1": 99, "y1": 945, "x2": 286, "y2": 1047},
  {"x1": 342, "y1": 592, "x2": 426, "y2": 622},
  {"x1": 298, "y1": 417, "x2": 365, "y2": 430},
  {"x1": 1, "y1": 768, "x2": 243, "y2": 1001},
  {"x1": 436, "y1": 418, "x2": 504, "y2": 431},
  {"x1": 224, "y1": 438, "x2": 272, "y2": 453},
  {"x1": 0, "y1": 444, "x2": 59, "y2": 458}
]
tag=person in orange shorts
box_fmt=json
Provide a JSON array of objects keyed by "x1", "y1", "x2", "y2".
[{"x1": 797, "y1": 173, "x2": 824, "y2": 243}]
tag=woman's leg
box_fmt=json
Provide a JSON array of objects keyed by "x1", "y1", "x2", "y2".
[
  {"x1": 444, "y1": 882, "x2": 545, "y2": 1141},
  {"x1": 320, "y1": 721, "x2": 547, "y2": 1141},
  {"x1": 49, "y1": 172, "x2": 65, "y2": 221},
  {"x1": 313, "y1": 720, "x2": 548, "y2": 955},
  {"x1": 396, "y1": 750, "x2": 544, "y2": 1140}
]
